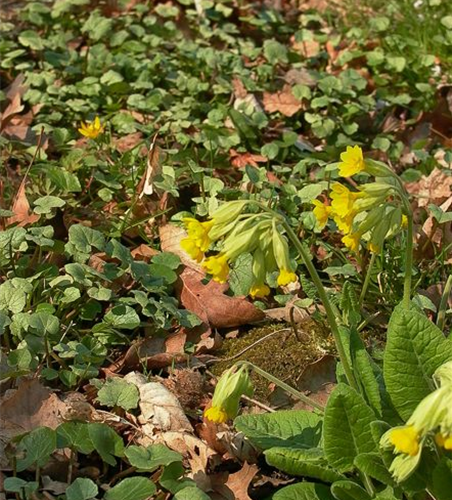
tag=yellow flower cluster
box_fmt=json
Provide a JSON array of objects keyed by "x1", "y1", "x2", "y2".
[
  {"x1": 381, "y1": 361, "x2": 452, "y2": 482},
  {"x1": 78, "y1": 116, "x2": 104, "y2": 139},
  {"x1": 312, "y1": 146, "x2": 406, "y2": 254},
  {"x1": 204, "y1": 365, "x2": 253, "y2": 423},
  {"x1": 180, "y1": 201, "x2": 297, "y2": 297}
]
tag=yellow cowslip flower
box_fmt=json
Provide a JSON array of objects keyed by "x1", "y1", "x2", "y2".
[
  {"x1": 180, "y1": 218, "x2": 214, "y2": 262},
  {"x1": 180, "y1": 237, "x2": 204, "y2": 262},
  {"x1": 330, "y1": 183, "x2": 362, "y2": 220},
  {"x1": 312, "y1": 200, "x2": 331, "y2": 228},
  {"x1": 332, "y1": 212, "x2": 355, "y2": 235},
  {"x1": 202, "y1": 254, "x2": 230, "y2": 283},
  {"x1": 204, "y1": 406, "x2": 228, "y2": 424},
  {"x1": 342, "y1": 232, "x2": 361, "y2": 252},
  {"x1": 388, "y1": 426, "x2": 420, "y2": 457},
  {"x1": 272, "y1": 222, "x2": 297, "y2": 286},
  {"x1": 250, "y1": 283, "x2": 271, "y2": 298},
  {"x1": 401, "y1": 215, "x2": 408, "y2": 229},
  {"x1": 250, "y1": 248, "x2": 270, "y2": 299},
  {"x1": 78, "y1": 116, "x2": 104, "y2": 139},
  {"x1": 435, "y1": 433, "x2": 452, "y2": 450},
  {"x1": 183, "y1": 218, "x2": 213, "y2": 252},
  {"x1": 204, "y1": 365, "x2": 253, "y2": 423},
  {"x1": 368, "y1": 242, "x2": 380, "y2": 254},
  {"x1": 277, "y1": 269, "x2": 298, "y2": 286},
  {"x1": 338, "y1": 145, "x2": 365, "y2": 177}
]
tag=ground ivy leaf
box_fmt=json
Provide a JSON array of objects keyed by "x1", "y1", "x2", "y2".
[
  {"x1": 66, "y1": 478, "x2": 98, "y2": 500},
  {"x1": 16, "y1": 427, "x2": 57, "y2": 472},
  {"x1": 125, "y1": 444, "x2": 183, "y2": 472},
  {"x1": 88, "y1": 423, "x2": 124, "y2": 466},
  {"x1": 96, "y1": 378, "x2": 139, "y2": 411},
  {"x1": 33, "y1": 196, "x2": 66, "y2": 215},
  {"x1": 104, "y1": 477, "x2": 156, "y2": 500},
  {"x1": 104, "y1": 305, "x2": 140, "y2": 329}
]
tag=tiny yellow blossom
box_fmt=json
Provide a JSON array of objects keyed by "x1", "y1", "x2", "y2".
[
  {"x1": 312, "y1": 200, "x2": 331, "y2": 228},
  {"x1": 250, "y1": 283, "x2": 270, "y2": 299},
  {"x1": 202, "y1": 254, "x2": 230, "y2": 283},
  {"x1": 183, "y1": 218, "x2": 213, "y2": 252},
  {"x1": 78, "y1": 116, "x2": 104, "y2": 139},
  {"x1": 330, "y1": 183, "x2": 362, "y2": 219},
  {"x1": 204, "y1": 365, "x2": 253, "y2": 423},
  {"x1": 277, "y1": 269, "x2": 298, "y2": 286},
  {"x1": 204, "y1": 406, "x2": 229, "y2": 424},
  {"x1": 342, "y1": 233, "x2": 361, "y2": 252},
  {"x1": 180, "y1": 237, "x2": 204, "y2": 262},
  {"x1": 338, "y1": 145, "x2": 365, "y2": 177},
  {"x1": 435, "y1": 433, "x2": 452, "y2": 450},
  {"x1": 389, "y1": 426, "x2": 420, "y2": 457},
  {"x1": 401, "y1": 215, "x2": 408, "y2": 229}
]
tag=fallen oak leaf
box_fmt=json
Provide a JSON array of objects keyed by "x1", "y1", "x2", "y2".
[
  {"x1": 6, "y1": 181, "x2": 40, "y2": 227},
  {"x1": 263, "y1": 85, "x2": 303, "y2": 117},
  {"x1": 176, "y1": 267, "x2": 265, "y2": 329},
  {"x1": 230, "y1": 150, "x2": 267, "y2": 169},
  {"x1": 215, "y1": 462, "x2": 259, "y2": 500}
]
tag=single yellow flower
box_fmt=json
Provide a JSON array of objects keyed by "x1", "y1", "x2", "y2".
[
  {"x1": 180, "y1": 237, "x2": 204, "y2": 262},
  {"x1": 401, "y1": 215, "x2": 408, "y2": 229},
  {"x1": 204, "y1": 406, "x2": 229, "y2": 424},
  {"x1": 338, "y1": 145, "x2": 365, "y2": 177},
  {"x1": 342, "y1": 232, "x2": 361, "y2": 252},
  {"x1": 78, "y1": 116, "x2": 105, "y2": 139},
  {"x1": 204, "y1": 365, "x2": 253, "y2": 423},
  {"x1": 435, "y1": 433, "x2": 452, "y2": 450},
  {"x1": 330, "y1": 183, "x2": 362, "y2": 219},
  {"x1": 202, "y1": 254, "x2": 230, "y2": 283},
  {"x1": 388, "y1": 426, "x2": 420, "y2": 457},
  {"x1": 183, "y1": 218, "x2": 213, "y2": 252},
  {"x1": 332, "y1": 213, "x2": 355, "y2": 235},
  {"x1": 277, "y1": 269, "x2": 297, "y2": 286},
  {"x1": 250, "y1": 283, "x2": 270, "y2": 299},
  {"x1": 312, "y1": 200, "x2": 331, "y2": 228}
]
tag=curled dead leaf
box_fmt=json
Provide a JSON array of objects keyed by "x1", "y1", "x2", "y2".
[
  {"x1": 176, "y1": 267, "x2": 265, "y2": 329},
  {"x1": 263, "y1": 86, "x2": 303, "y2": 117}
]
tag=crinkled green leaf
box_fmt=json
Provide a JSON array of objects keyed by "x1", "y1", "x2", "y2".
[
  {"x1": 96, "y1": 378, "x2": 139, "y2": 411},
  {"x1": 384, "y1": 305, "x2": 452, "y2": 420},
  {"x1": 235, "y1": 410, "x2": 322, "y2": 451},
  {"x1": 323, "y1": 384, "x2": 376, "y2": 472}
]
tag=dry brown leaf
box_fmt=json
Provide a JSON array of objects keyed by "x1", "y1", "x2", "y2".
[
  {"x1": 406, "y1": 168, "x2": 452, "y2": 208},
  {"x1": 294, "y1": 355, "x2": 336, "y2": 410},
  {"x1": 284, "y1": 68, "x2": 317, "y2": 87},
  {"x1": 161, "y1": 431, "x2": 218, "y2": 481},
  {"x1": 130, "y1": 244, "x2": 159, "y2": 262},
  {"x1": 6, "y1": 182, "x2": 40, "y2": 227},
  {"x1": 125, "y1": 372, "x2": 193, "y2": 432},
  {"x1": 292, "y1": 37, "x2": 320, "y2": 58},
  {"x1": 0, "y1": 379, "x2": 67, "y2": 468},
  {"x1": 137, "y1": 134, "x2": 161, "y2": 198},
  {"x1": 177, "y1": 267, "x2": 265, "y2": 329},
  {"x1": 230, "y1": 150, "x2": 267, "y2": 169},
  {"x1": 0, "y1": 74, "x2": 26, "y2": 132},
  {"x1": 214, "y1": 462, "x2": 259, "y2": 500},
  {"x1": 232, "y1": 77, "x2": 248, "y2": 99},
  {"x1": 263, "y1": 86, "x2": 302, "y2": 117},
  {"x1": 115, "y1": 132, "x2": 143, "y2": 153}
]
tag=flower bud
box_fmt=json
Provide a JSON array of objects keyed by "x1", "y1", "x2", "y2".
[{"x1": 204, "y1": 365, "x2": 253, "y2": 423}]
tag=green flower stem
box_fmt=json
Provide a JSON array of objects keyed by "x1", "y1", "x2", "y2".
[
  {"x1": 235, "y1": 360, "x2": 325, "y2": 413},
  {"x1": 359, "y1": 251, "x2": 377, "y2": 307},
  {"x1": 403, "y1": 213, "x2": 414, "y2": 309},
  {"x1": 393, "y1": 176, "x2": 414, "y2": 310},
  {"x1": 437, "y1": 274, "x2": 452, "y2": 331},
  {"x1": 281, "y1": 221, "x2": 359, "y2": 392}
]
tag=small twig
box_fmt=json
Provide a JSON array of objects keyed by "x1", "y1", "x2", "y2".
[
  {"x1": 241, "y1": 394, "x2": 275, "y2": 413},
  {"x1": 109, "y1": 466, "x2": 137, "y2": 485},
  {"x1": 205, "y1": 328, "x2": 290, "y2": 365}
]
